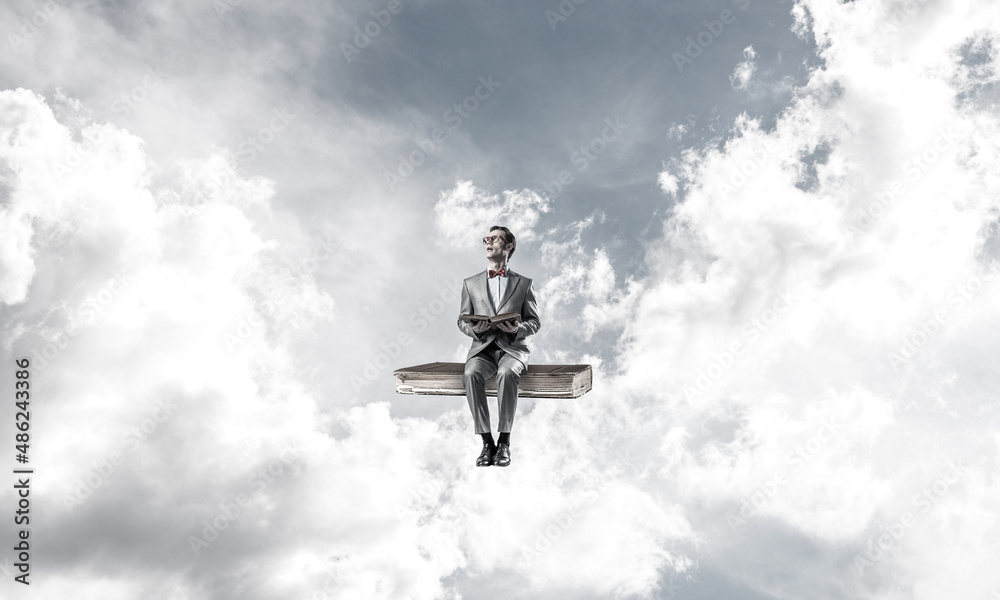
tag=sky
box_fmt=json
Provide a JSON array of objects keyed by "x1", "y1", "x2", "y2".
[{"x1": 1, "y1": 0, "x2": 1000, "y2": 598}]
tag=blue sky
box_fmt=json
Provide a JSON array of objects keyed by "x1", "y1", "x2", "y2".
[{"x1": 2, "y1": 0, "x2": 1000, "y2": 599}]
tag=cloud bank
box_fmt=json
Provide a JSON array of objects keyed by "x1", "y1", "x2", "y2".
[{"x1": 2, "y1": 1, "x2": 1000, "y2": 599}]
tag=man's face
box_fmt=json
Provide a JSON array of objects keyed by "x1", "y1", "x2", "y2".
[{"x1": 484, "y1": 230, "x2": 509, "y2": 260}]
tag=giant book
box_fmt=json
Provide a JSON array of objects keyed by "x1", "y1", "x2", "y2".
[
  {"x1": 458, "y1": 312, "x2": 520, "y2": 325},
  {"x1": 393, "y1": 362, "x2": 592, "y2": 399}
]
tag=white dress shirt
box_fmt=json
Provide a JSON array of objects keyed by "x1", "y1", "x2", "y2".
[{"x1": 487, "y1": 267, "x2": 508, "y2": 313}]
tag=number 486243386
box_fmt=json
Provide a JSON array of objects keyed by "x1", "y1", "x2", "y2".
[{"x1": 15, "y1": 359, "x2": 30, "y2": 458}]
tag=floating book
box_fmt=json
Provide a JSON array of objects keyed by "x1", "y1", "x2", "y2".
[
  {"x1": 394, "y1": 362, "x2": 592, "y2": 399},
  {"x1": 459, "y1": 312, "x2": 520, "y2": 325}
]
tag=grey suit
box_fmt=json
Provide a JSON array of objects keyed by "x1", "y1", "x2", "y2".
[{"x1": 457, "y1": 269, "x2": 541, "y2": 433}]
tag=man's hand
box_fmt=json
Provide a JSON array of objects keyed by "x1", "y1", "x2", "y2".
[
  {"x1": 472, "y1": 321, "x2": 492, "y2": 334},
  {"x1": 494, "y1": 320, "x2": 518, "y2": 334}
]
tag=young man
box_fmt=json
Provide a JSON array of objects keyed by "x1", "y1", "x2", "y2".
[{"x1": 457, "y1": 226, "x2": 541, "y2": 467}]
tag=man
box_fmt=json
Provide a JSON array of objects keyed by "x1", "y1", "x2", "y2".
[{"x1": 457, "y1": 225, "x2": 541, "y2": 467}]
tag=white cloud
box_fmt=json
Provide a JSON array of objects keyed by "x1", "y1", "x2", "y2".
[
  {"x1": 5, "y1": 0, "x2": 1000, "y2": 598},
  {"x1": 730, "y1": 45, "x2": 757, "y2": 90},
  {"x1": 667, "y1": 123, "x2": 687, "y2": 141},
  {"x1": 0, "y1": 88, "x2": 693, "y2": 600},
  {"x1": 433, "y1": 180, "x2": 550, "y2": 251},
  {"x1": 536, "y1": 216, "x2": 644, "y2": 349},
  {"x1": 0, "y1": 88, "x2": 342, "y2": 596},
  {"x1": 657, "y1": 170, "x2": 679, "y2": 197},
  {"x1": 629, "y1": 0, "x2": 1000, "y2": 596}
]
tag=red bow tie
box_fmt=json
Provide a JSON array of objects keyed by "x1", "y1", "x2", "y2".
[{"x1": 489, "y1": 268, "x2": 506, "y2": 278}]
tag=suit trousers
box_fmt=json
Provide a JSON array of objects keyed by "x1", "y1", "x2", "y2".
[{"x1": 462, "y1": 339, "x2": 525, "y2": 434}]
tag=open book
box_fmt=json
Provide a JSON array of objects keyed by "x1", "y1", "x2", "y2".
[{"x1": 459, "y1": 312, "x2": 520, "y2": 325}]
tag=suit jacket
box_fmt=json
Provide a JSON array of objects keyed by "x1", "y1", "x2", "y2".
[{"x1": 457, "y1": 268, "x2": 541, "y2": 367}]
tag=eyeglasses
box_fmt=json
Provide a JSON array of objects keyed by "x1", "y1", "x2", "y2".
[{"x1": 482, "y1": 235, "x2": 507, "y2": 245}]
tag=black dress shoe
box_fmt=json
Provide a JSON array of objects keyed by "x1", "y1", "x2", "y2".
[
  {"x1": 493, "y1": 443, "x2": 510, "y2": 467},
  {"x1": 476, "y1": 442, "x2": 497, "y2": 467}
]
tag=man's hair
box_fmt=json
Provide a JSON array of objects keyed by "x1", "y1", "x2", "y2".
[{"x1": 490, "y1": 225, "x2": 516, "y2": 259}]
